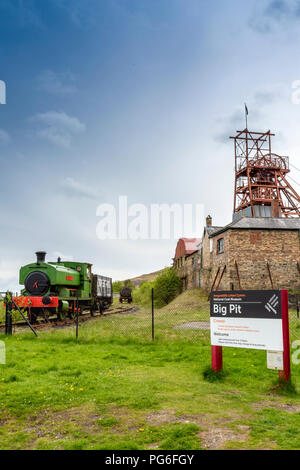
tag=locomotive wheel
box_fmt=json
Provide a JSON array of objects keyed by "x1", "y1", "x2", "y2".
[
  {"x1": 42, "y1": 309, "x2": 50, "y2": 322},
  {"x1": 29, "y1": 312, "x2": 38, "y2": 324},
  {"x1": 98, "y1": 302, "x2": 104, "y2": 315},
  {"x1": 57, "y1": 310, "x2": 67, "y2": 321}
]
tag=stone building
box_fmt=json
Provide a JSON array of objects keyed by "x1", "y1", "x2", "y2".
[
  {"x1": 173, "y1": 128, "x2": 300, "y2": 293},
  {"x1": 173, "y1": 215, "x2": 300, "y2": 293},
  {"x1": 173, "y1": 238, "x2": 201, "y2": 291},
  {"x1": 199, "y1": 216, "x2": 300, "y2": 292}
]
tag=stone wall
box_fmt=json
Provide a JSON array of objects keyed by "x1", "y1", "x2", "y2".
[
  {"x1": 175, "y1": 252, "x2": 201, "y2": 291},
  {"x1": 201, "y1": 229, "x2": 300, "y2": 292}
]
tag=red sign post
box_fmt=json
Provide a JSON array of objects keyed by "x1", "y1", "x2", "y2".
[
  {"x1": 211, "y1": 289, "x2": 291, "y2": 382},
  {"x1": 211, "y1": 345, "x2": 223, "y2": 373},
  {"x1": 278, "y1": 290, "x2": 291, "y2": 382}
]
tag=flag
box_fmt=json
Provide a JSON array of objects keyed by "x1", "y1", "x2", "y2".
[{"x1": 245, "y1": 103, "x2": 248, "y2": 115}]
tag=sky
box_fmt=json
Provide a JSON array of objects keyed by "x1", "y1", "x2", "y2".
[{"x1": 1, "y1": 0, "x2": 300, "y2": 291}]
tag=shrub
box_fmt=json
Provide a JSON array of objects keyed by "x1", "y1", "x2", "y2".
[
  {"x1": 112, "y1": 281, "x2": 123, "y2": 294},
  {"x1": 124, "y1": 279, "x2": 135, "y2": 290},
  {"x1": 153, "y1": 267, "x2": 181, "y2": 308},
  {"x1": 132, "y1": 268, "x2": 181, "y2": 308},
  {"x1": 132, "y1": 280, "x2": 154, "y2": 306}
]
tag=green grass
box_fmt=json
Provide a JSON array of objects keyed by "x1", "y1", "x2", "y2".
[
  {"x1": 0, "y1": 299, "x2": 24, "y2": 324},
  {"x1": 0, "y1": 301, "x2": 4, "y2": 321},
  {"x1": 0, "y1": 289, "x2": 299, "y2": 450}
]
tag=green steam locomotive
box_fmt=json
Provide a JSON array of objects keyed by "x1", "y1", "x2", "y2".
[{"x1": 16, "y1": 252, "x2": 113, "y2": 322}]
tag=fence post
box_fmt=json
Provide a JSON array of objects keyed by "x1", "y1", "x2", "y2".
[
  {"x1": 152, "y1": 288, "x2": 154, "y2": 341},
  {"x1": 5, "y1": 291, "x2": 12, "y2": 336},
  {"x1": 76, "y1": 294, "x2": 79, "y2": 340}
]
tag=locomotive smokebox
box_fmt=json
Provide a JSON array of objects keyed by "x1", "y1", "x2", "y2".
[{"x1": 35, "y1": 251, "x2": 46, "y2": 264}]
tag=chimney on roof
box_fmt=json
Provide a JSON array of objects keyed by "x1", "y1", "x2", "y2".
[
  {"x1": 271, "y1": 200, "x2": 280, "y2": 218},
  {"x1": 206, "y1": 215, "x2": 212, "y2": 227}
]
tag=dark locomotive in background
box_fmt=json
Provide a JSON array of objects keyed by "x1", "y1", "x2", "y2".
[
  {"x1": 15, "y1": 251, "x2": 113, "y2": 322},
  {"x1": 119, "y1": 286, "x2": 133, "y2": 304}
]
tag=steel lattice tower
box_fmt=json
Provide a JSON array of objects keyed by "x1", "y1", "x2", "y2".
[{"x1": 230, "y1": 129, "x2": 300, "y2": 218}]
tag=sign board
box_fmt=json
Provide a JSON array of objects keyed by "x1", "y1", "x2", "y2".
[
  {"x1": 267, "y1": 351, "x2": 283, "y2": 370},
  {"x1": 210, "y1": 290, "x2": 283, "y2": 351}
]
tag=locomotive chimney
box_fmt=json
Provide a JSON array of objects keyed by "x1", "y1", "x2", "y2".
[{"x1": 36, "y1": 251, "x2": 46, "y2": 264}]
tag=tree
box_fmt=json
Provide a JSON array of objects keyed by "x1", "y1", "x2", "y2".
[
  {"x1": 112, "y1": 281, "x2": 123, "y2": 294},
  {"x1": 124, "y1": 279, "x2": 135, "y2": 290},
  {"x1": 153, "y1": 268, "x2": 181, "y2": 307}
]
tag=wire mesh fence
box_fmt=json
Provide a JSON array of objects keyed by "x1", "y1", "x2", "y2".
[
  {"x1": 101, "y1": 288, "x2": 300, "y2": 347},
  {"x1": 94, "y1": 289, "x2": 212, "y2": 344},
  {"x1": 0, "y1": 288, "x2": 299, "y2": 347}
]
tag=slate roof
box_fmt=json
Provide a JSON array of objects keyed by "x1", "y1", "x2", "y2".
[
  {"x1": 205, "y1": 226, "x2": 223, "y2": 236},
  {"x1": 209, "y1": 217, "x2": 300, "y2": 238}
]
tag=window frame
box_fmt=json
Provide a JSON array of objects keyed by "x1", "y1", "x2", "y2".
[{"x1": 217, "y1": 237, "x2": 224, "y2": 254}]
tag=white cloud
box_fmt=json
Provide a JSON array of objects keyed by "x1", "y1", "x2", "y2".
[
  {"x1": 37, "y1": 70, "x2": 77, "y2": 95},
  {"x1": 30, "y1": 110, "x2": 85, "y2": 148},
  {"x1": 31, "y1": 111, "x2": 85, "y2": 132},
  {"x1": 249, "y1": 0, "x2": 300, "y2": 33},
  {"x1": 37, "y1": 127, "x2": 71, "y2": 148},
  {"x1": 0, "y1": 128, "x2": 11, "y2": 144},
  {"x1": 52, "y1": 251, "x2": 74, "y2": 261},
  {"x1": 0, "y1": 259, "x2": 21, "y2": 293},
  {"x1": 60, "y1": 176, "x2": 99, "y2": 199},
  {"x1": 214, "y1": 84, "x2": 285, "y2": 143}
]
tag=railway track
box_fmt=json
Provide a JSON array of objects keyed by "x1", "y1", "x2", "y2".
[{"x1": 0, "y1": 304, "x2": 138, "y2": 332}]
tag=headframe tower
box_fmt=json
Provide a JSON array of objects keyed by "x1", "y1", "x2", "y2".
[{"x1": 230, "y1": 129, "x2": 300, "y2": 219}]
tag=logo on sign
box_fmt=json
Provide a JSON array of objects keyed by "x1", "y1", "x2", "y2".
[{"x1": 265, "y1": 294, "x2": 279, "y2": 314}]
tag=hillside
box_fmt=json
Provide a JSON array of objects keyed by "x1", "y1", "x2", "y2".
[{"x1": 125, "y1": 268, "x2": 165, "y2": 287}]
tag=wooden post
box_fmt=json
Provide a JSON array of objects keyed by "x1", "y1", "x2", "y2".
[
  {"x1": 76, "y1": 294, "x2": 79, "y2": 340},
  {"x1": 151, "y1": 288, "x2": 154, "y2": 341},
  {"x1": 267, "y1": 262, "x2": 274, "y2": 289},
  {"x1": 208, "y1": 267, "x2": 220, "y2": 300},
  {"x1": 215, "y1": 265, "x2": 226, "y2": 291},
  {"x1": 5, "y1": 292, "x2": 12, "y2": 335}
]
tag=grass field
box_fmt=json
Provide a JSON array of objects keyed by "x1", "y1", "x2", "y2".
[{"x1": 0, "y1": 290, "x2": 299, "y2": 450}]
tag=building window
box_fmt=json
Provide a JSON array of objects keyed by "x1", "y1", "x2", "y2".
[{"x1": 217, "y1": 238, "x2": 224, "y2": 254}]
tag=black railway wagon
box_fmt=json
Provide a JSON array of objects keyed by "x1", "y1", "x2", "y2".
[{"x1": 92, "y1": 275, "x2": 113, "y2": 314}]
